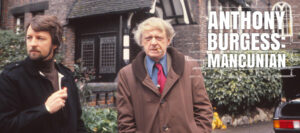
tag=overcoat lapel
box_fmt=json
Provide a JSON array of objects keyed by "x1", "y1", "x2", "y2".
[
  {"x1": 132, "y1": 47, "x2": 185, "y2": 97},
  {"x1": 142, "y1": 76, "x2": 161, "y2": 96},
  {"x1": 161, "y1": 68, "x2": 180, "y2": 98}
]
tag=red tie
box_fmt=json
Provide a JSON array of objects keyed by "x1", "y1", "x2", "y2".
[{"x1": 155, "y1": 63, "x2": 166, "y2": 94}]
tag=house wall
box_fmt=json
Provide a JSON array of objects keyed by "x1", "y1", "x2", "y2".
[
  {"x1": 71, "y1": 14, "x2": 122, "y2": 82},
  {"x1": 172, "y1": 0, "x2": 201, "y2": 59},
  {"x1": 269, "y1": 0, "x2": 300, "y2": 49},
  {"x1": 198, "y1": 0, "x2": 300, "y2": 63},
  {"x1": 0, "y1": 0, "x2": 76, "y2": 69},
  {"x1": 1, "y1": 0, "x2": 299, "y2": 71}
]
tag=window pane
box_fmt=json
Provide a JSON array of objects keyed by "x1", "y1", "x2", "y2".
[
  {"x1": 272, "y1": 2, "x2": 293, "y2": 36},
  {"x1": 123, "y1": 49, "x2": 129, "y2": 61},
  {"x1": 172, "y1": 0, "x2": 183, "y2": 16},
  {"x1": 177, "y1": 17, "x2": 185, "y2": 24},
  {"x1": 273, "y1": 6, "x2": 281, "y2": 34},
  {"x1": 99, "y1": 36, "x2": 116, "y2": 74},
  {"x1": 81, "y1": 37, "x2": 95, "y2": 70},
  {"x1": 162, "y1": 0, "x2": 174, "y2": 17},
  {"x1": 16, "y1": 15, "x2": 24, "y2": 34},
  {"x1": 166, "y1": 18, "x2": 176, "y2": 24},
  {"x1": 157, "y1": 0, "x2": 161, "y2": 4},
  {"x1": 284, "y1": 6, "x2": 292, "y2": 35},
  {"x1": 156, "y1": 7, "x2": 164, "y2": 18}
]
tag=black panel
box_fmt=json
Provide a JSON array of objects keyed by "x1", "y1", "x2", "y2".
[
  {"x1": 10, "y1": 1, "x2": 48, "y2": 15},
  {"x1": 74, "y1": 14, "x2": 121, "y2": 82},
  {"x1": 281, "y1": 66, "x2": 300, "y2": 100},
  {"x1": 68, "y1": 0, "x2": 152, "y2": 19}
]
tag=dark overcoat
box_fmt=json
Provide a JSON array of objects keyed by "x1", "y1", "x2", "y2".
[{"x1": 0, "y1": 58, "x2": 87, "y2": 133}]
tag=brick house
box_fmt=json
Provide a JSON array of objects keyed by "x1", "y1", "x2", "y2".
[
  {"x1": 0, "y1": 0, "x2": 201, "y2": 83},
  {"x1": 0, "y1": 0, "x2": 299, "y2": 82}
]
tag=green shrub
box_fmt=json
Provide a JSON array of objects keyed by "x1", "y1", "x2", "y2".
[
  {"x1": 204, "y1": 67, "x2": 281, "y2": 115},
  {"x1": 0, "y1": 30, "x2": 26, "y2": 71},
  {"x1": 81, "y1": 107, "x2": 117, "y2": 133},
  {"x1": 74, "y1": 62, "x2": 96, "y2": 106},
  {"x1": 203, "y1": 51, "x2": 300, "y2": 115}
]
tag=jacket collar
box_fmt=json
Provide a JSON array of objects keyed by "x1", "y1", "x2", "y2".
[
  {"x1": 23, "y1": 57, "x2": 69, "y2": 77},
  {"x1": 132, "y1": 47, "x2": 185, "y2": 82}
]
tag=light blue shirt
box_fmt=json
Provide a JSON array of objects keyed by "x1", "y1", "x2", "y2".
[{"x1": 145, "y1": 55, "x2": 168, "y2": 86}]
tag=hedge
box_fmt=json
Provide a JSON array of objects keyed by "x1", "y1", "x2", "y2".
[
  {"x1": 0, "y1": 30, "x2": 26, "y2": 71},
  {"x1": 203, "y1": 51, "x2": 300, "y2": 115}
]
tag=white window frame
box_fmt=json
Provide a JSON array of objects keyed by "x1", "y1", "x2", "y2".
[
  {"x1": 272, "y1": 2, "x2": 293, "y2": 37},
  {"x1": 208, "y1": 0, "x2": 212, "y2": 33},
  {"x1": 15, "y1": 15, "x2": 24, "y2": 35},
  {"x1": 238, "y1": 5, "x2": 243, "y2": 35}
]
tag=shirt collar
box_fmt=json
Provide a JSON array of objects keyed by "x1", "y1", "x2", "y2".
[{"x1": 146, "y1": 54, "x2": 168, "y2": 77}]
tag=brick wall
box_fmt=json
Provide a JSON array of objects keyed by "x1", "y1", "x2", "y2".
[
  {"x1": 250, "y1": 0, "x2": 299, "y2": 50},
  {"x1": 172, "y1": 0, "x2": 201, "y2": 59},
  {"x1": 46, "y1": 0, "x2": 75, "y2": 25},
  {"x1": 24, "y1": 12, "x2": 32, "y2": 27},
  {"x1": 197, "y1": 0, "x2": 300, "y2": 59},
  {"x1": 46, "y1": 0, "x2": 76, "y2": 69},
  {"x1": 271, "y1": 0, "x2": 300, "y2": 49},
  {"x1": 1, "y1": 0, "x2": 14, "y2": 29},
  {"x1": 199, "y1": 0, "x2": 208, "y2": 61},
  {"x1": 63, "y1": 26, "x2": 75, "y2": 70}
]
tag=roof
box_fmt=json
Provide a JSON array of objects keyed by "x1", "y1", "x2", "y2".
[
  {"x1": 10, "y1": 1, "x2": 48, "y2": 15},
  {"x1": 68, "y1": 0, "x2": 153, "y2": 19}
]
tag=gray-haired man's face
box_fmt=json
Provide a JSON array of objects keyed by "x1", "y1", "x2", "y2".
[{"x1": 141, "y1": 27, "x2": 170, "y2": 62}]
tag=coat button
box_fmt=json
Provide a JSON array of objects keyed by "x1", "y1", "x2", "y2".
[
  {"x1": 160, "y1": 99, "x2": 166, "y2": 104},
  {"x1": 157, "y1": 84, "x2": 160, "y2": 88},
  {"x1": 162, "y1": 125, "x2": 169, "y2": 131}
]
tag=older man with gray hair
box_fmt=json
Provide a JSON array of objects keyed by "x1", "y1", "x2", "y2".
[{"x1": 116, "y1": 17, "x2": 213, "y2": 133}]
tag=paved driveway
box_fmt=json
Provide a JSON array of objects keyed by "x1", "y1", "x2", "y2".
[{"x1": 213, "y1": 122, "x2": 274, "y2": 133}]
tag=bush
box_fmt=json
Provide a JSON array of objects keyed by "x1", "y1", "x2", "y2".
[
  {"x1": 0, "y1": 30, "x2": 26, "y2": 71},
  {"x1": 203, "y1": 51, "x2": 300, "y2": 116},
  {"x1": 73, "y1": 61, "x2": 117, "y2": 133},
  {"x1": 73, "y1": 61, "x2": 96, "y2": 106},
  {"x1": 204, "y1": 67, "x2": 281, "y2": 115},
  {"x1": 81, "y1": 107, "x2": 117, "y2": 133}
]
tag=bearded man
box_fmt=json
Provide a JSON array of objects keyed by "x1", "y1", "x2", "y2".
[{"x1": 0, "y1": 15, "x2": 87, "y2": 133}]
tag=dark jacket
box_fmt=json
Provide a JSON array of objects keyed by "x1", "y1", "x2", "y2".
[
  {"x1": 117, "y1": 47, "x2": 213, "y2": 133},
  {"x1": 0, "y1": 58, "x2": 87, "y2": 133}
]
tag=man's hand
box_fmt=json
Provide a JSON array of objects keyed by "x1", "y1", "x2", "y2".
[{"x1": 45, "y1": 87, "x2": 68, "y2": 114}]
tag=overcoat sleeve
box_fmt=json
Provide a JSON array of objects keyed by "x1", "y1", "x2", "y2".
[
  {"x1": 116, "y1": 68, "x2": 136, "y2": 133},
  {"x1": 0, "y1": 72, "x2": 49, "y2": 133},
  {"x1": 191, "y1": 63, "x2": 213, "y2": 133}
]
